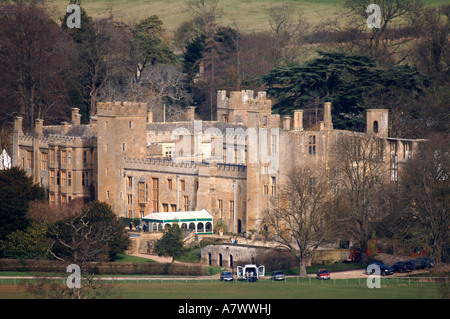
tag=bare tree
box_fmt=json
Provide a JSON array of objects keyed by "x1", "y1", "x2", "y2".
[
  {"x1": 48, "y1": 202, "x2": 130, "y2": 264},
  {"x1": 330, "y1": 133, "x2": 388, "y2": 258},
  {"x1": 327, "y1": 0, "x2": 424, "y2": 65},
  {"x1": 411, "y1": 6, "x2": 449, "y2": 88},
  {"x1": 264, "y1": 166, "x2": 341, "y2": 277},
  {"x1": 26, "y1": 273, "x2": 116, "y2": 299},
  {"x1": 268, "y1": 2, "x2": 310, "y2": 63},
  {"x1": 99, "y1": 64, "x2": 192, "y2": 122},
  {"x1": 398, "y1": 133, "x2": 449, "y2": 264},
  {"x1": 187, "y1": 0, "x2": 222, "y2": 120},
  {"x1": 70, "y1": 18, "x2": 136, "y2": 118},
  {"x1": 0, "y1": 1, "x2": 72, "y2": 131}
]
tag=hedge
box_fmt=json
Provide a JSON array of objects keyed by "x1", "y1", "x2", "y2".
[{"x1": 0, "y1": 259, "x2": 205, "y2": 276}]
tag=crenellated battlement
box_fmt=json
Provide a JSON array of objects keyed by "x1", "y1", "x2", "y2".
[
  {"x1": 96, "y1": 101, "x2": 148, "y2": 117},
  {"x1": 217, "y1": 90, "x2": 271, "y2": 111},
  {"x1": 18, "y1": 132, "x2": 96, "y2": 144},
  {"x1": 124, "y1": 157, "x2": 199, "y2": 169}
]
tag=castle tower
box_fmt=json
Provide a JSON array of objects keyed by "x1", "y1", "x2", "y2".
[
  {"x1": 96, "y1": 101, "x2": 148, "y2": 217},
  {"x1": 366, "y1": 109, "x2": 389, "y2": 138}
]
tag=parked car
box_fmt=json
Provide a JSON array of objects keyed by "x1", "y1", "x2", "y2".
[
  {"x1": 317, "y1": 269, "x2": 331, "y2": 280},
  {"x1": 271, "y1": 271, "x2": 286, "y2": 281},
  {"x1": 389, "y1": 261, "x2": 414, "y2": 273},
  {"x1": 403, "y1": 260, "x2": 416, "y2": 272},
  {"x1": 389, "y1": 261, "x2": 408, "y2": 273},
  {"x1": 409, "y1": 258, "x2": 423, "y2": 270},
  {"x1": 220, "y1": 271, "x2": 234, "y2": 281},
  {"x1": 366, "y1": 262, "x2": 393, "y2": 276},
  {"x1": 417, "y1": 257, "x2": 434, "y2": 269}
]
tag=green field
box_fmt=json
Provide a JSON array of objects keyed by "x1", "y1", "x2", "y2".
[
  {"x1": 48, "y1": 0, "x2": 449, "y2": 33},
  {"x1": 0, "y1": 277, "x2": 446, "y2": 299},
  {"x1": 110, "y1": 281, "x2": 445, "y2": 299}
]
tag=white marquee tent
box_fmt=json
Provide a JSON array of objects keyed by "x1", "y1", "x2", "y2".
[{"x1": 142, "y1": 208, "x2": 213, "y2": 234}]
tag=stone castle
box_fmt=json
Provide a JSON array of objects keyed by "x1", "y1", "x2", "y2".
[{"x1": 11, "y1": 90, "x2": 422, "y2": 235}]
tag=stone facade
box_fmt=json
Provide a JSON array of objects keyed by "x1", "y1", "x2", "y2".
[{"x1": 11, "y1": 90, "x2": 423, "y2": 236}]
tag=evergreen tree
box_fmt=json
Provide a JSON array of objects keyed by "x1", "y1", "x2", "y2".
[
  {"x1": 263, "y1": 51, "x2": 429, "y2": 131},
  {"x1": 0, "y1": 167, "x2": 45, "y2": 240},
  {"x1": 154, "y1": 223, "x2": 185, "y2": 263}
]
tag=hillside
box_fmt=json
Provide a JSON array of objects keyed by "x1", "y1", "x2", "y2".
[{"x1": 48, "y1": 0, "x2": 448, "y2": 34}]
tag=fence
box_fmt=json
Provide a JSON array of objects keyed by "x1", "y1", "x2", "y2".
[{"x1": 1, "y1": 275, "x2": 448, "y2": 286}]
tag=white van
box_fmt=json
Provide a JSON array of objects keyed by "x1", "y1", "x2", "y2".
[{"x1": 236, "y1": 264, "x2": 265, "y2": 282}]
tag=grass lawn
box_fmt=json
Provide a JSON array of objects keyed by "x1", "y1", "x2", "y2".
[
  {"x1": 113, "y1": 254, "x2": 156, "y2": 263},
  {"x1": 0, "y1": 279, "x2": 444, "y2": 299},
  {"x1": 111, "y1": 281, "x2": 444, "y2": 299}
]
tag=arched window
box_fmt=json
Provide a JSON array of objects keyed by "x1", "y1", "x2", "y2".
[{"x1": 373, "y1": 121, "x2": 379, "y2": 133}]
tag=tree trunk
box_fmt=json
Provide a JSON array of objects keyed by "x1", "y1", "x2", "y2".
[{"x1": 298, "y1": 259, "x2": 308, "y2": 278}]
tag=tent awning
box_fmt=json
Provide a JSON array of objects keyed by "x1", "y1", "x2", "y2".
[{"x1": 142, "y1": 208, "x2": 213, "y2": 224}]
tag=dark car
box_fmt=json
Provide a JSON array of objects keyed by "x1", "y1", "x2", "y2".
[
  {"x1": 220, "y1": 271, "x2": 234, "y2": 281},
  {"x1": 389, "y1": 261, "x2": 407, "y2": 273},
  {"x1": 403, "y1": 260, "x2": 416, "y2": 272},
  {"x1": 410, "y1": 258, "x2": 423, "y2": 269},
  {"x1": 271, "y1": 271, "x2": 286, "y2": 281},
  {"x1": 317, "y1": 269, "x2": 331, "y2": 280},
  {"x1": 417, "y1": 257, "x2": 434, "y2": 269},
  {"x1": 366, "y1": 262, "x2": 393, "y2": 276},
  {"x1": 389, "y1": 261, "x2": 413, "y2": 273},
  {"x1": 367, "y1": 262, "x2": 393, "y2": 275}
]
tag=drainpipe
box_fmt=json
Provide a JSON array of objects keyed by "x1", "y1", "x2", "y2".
[
  {"x1": 177, "y1": 174, "x2": 180, "y2": 211},
  {"x1": 233, "y1": 179, "x2": 236, "y2": 234},
  {"x1": 123, "y1": 171, "x2": 127, "y2": 218}
]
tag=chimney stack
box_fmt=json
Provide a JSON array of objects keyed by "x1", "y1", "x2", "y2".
[
  {"x1": 293, "y1": 110, "x2": 304, "y2": 131},
  {"x1": 61, "y1": 121, "x2": 70, "y2": 134},
  {"x1": 71, "y1": 108, "x2": 81, "y2": 126},
  {"x1": 187, "y1": 106, "x2": 196, "y2": 121},
  {"x1": 323, "y1": 102, "x2": 333, "y2": 130},
  {"x1": 147, "y1": 110, "x2": 153, "y2": 123},
  {"x1": 14, "y1": 116, "x2": 23, "y2": 134},
  {"x1": 283, "y1": 116, "x2": 291, "y2": 130},
  {"x1": 34, "y1": 119, "x2": 44, "y2": 136}
]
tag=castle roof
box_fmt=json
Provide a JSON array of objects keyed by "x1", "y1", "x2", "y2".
[{"x1": 43, "y1": 125, "x2": 96, "y2": 139}]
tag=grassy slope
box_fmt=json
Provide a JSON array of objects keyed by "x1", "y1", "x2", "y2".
[{"x1": 48, "y1": 0, "x2": 448, "y2": 33}]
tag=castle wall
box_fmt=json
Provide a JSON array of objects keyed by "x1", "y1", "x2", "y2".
[
  {"x1": 9, "y1": 90, "x2": 424, "y2": 239},
  {"x1": 11, "y1": 112, "x2": 97, "y2": 204}
]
